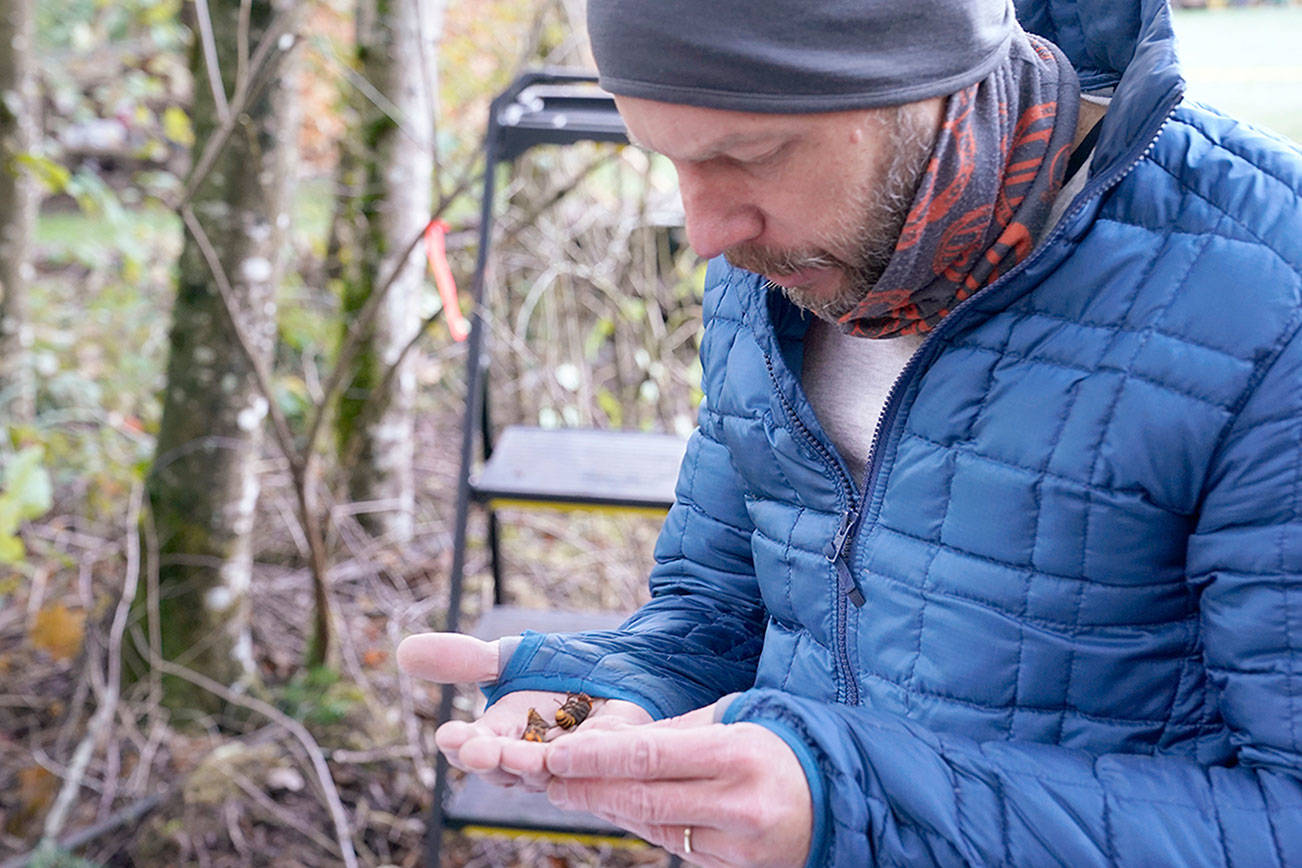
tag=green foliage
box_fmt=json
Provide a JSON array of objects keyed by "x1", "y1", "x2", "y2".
[
  {"x1": 37, "y1": 0, "x2": 189, "y2": 214},
  {"x1": 36, "y1": 0, "x2": 184, "y2": 52},
  {"x1": 27, "y1": 196, "x2": 176, "y2": 525},
  {"x1": 277, "y1": 666, "x2": 364, "y2": 729},
  {"x1": 14, "y1": 153, "x2": 73, "y2": 195},
  {"x1": 25, "y1": 843, "x2": 98, "y2": 868},
  {"x1": 0, "y1": 444, "x2": 54, "y2": 565},
  {"x1": 160, "y1": 105, "x2": 194, "y2": 148}
]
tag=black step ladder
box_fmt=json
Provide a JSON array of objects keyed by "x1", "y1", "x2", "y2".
[{"x1": 426, "y1": 69, "x2": 687, "y2": 867}]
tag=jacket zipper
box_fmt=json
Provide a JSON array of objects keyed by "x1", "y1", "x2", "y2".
[
  {"x1": 856, "y1": 93, "x2": 1183, "y2": 527},
  {"x1": 757, "y1": 90, "x2": 1182, "y2": 707},
  {"x1": 762, "y1": 353, "x2": 864, "y2": 703}
]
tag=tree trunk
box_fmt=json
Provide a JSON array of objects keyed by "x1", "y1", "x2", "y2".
[
  {"x1": 0, "y1": 0, "x2": 39, "y2": 422},
  {"x1": 140, "y1": 0, "x2": 298, "y2": 710},
  {"x1": 334, "y1": 0, "x2": 442, "y2": 543}
]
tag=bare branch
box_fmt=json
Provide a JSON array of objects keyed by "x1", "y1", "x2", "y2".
[
  {"x1": 230, "y1": 771, "x2": 342, "y2": 855},
  {"x1": 299, "y1": 157, "x2": 480, "y2": 467},
  {"x1": 179, "y1": 205, "x2": 302, "y2": 480},
  {"x1": 308, "y1": 34, "x2": 424, "y2": 146},
  {"x1": 149, "y1": 656, "x2": 360, "y2": 868},
  {"x1": 0, "y1": 794, "x2": 167, "y2": 868},
  {"x1": 236, "y1": 0, "x2": 252, "y2": 95},
  {"x1": 178, "y1": 5, "x2": 299, "y2": 209},
  {"x1": 410, "y1": 0, "x2": 446, "y2": 177},
  {"x1": 192, "y1": 0, "x2": 231, "y2": 122},
  {"x1": 363, "y1": 153, "x2": 614, "y2": 431},
  {"x1": 40, "y1": 482, "x2": 143, "y2": 845}
]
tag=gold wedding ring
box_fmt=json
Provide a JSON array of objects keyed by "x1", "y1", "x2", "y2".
[{"x1": 683, "y1": 825, "x2": 694, "y2": 855}]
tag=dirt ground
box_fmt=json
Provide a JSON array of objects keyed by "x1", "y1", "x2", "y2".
[{"x1": 0, "y1": 403, "x2": 677, "y2": 867}]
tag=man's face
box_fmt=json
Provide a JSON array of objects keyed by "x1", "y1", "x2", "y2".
[{"x1": 615, "y1": 95, "x2": 943, "y2": 321}]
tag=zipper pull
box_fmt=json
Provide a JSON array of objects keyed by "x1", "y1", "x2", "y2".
[
  {"x1": 825, "y1": 511, "x2": 866, "y2": 607},
  {"x1": 835, "y1": 559, "x2": 866, "y2": 607},
  {"x1": 824, "y1": 511, "x2": 854, "y2": 561}
]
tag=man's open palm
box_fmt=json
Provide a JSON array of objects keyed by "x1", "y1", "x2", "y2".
[{"x1": 396, "y1": 632, "x2": 653, "y2": 789}]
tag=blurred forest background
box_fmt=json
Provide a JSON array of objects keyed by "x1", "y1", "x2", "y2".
[{"x1": 0, "y1": 0, "x2": 1299, "y2": 866}]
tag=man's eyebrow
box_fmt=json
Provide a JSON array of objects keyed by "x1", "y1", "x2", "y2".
[{"x1": 626, "y1": 130, "x2": 786, "y2": 161}]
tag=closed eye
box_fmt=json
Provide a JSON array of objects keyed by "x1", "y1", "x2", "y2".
[{"x1": 733, "y1": 142, "x2": 791, "y2": 168}]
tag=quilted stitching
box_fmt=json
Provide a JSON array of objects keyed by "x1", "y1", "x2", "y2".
[{"x1": 489, "y1": 8, "x2": 1302, "y2": 863}]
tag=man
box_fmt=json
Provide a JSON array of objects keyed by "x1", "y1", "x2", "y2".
[{"x1": 399, "y1": 0, "x2": 1302, "y2": 864}]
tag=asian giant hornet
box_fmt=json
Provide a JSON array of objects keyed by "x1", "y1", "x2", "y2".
[
  {"x1": 554, "y1": 692, "x2": 593, "y2": 730},
  {"x1": 522, "y1": 707, "x2": 550, "y2": 742}
]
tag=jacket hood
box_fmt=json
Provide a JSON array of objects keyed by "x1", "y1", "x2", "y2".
[{"x1": 1016, "y1": 0, "x2": 1184, "y2": 182}]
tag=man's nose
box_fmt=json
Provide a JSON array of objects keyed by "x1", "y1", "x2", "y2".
[{"x1": 675, "y1": 166, "x2": 763, "y2": 260}]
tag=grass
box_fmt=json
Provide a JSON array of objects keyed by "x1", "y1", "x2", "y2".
[{"x1": 1172, "y1": 4, "x2": 1302, "y2": 143}]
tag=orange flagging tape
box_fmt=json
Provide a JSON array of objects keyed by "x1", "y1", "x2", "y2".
[{"x1": 424, "y1": 219, "x2": 469, "y2": 341}]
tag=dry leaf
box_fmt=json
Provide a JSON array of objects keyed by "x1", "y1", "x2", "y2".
[
  {"x1": 5, "y1": 765, "x2": 57, "y2": 836},
  {"x1": 30, "y1": 603, "x2": 86, "y2": 661},
  {"x1": 361, "y1": 648, "x2": 388, "y2": 668}
]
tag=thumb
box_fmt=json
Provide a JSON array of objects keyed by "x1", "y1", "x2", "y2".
[{"x1": 396, "y1": 632, "x2": 500, "y2": 683}]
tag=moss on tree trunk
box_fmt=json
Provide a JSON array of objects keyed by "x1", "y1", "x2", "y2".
[
  {"x1": 132, "y1": 0, "x2": 298, "y2": 713},
  {"x1": 0, "y1": 0, "x2": 39, "y2": 421},
  {"x1": 333, "y1": 0, "x2": 442, "y2": 543}
]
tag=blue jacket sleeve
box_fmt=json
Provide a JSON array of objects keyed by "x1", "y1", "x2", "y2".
[
  {"x1": 726, "y1": 326, "x2": 1302, "y2": 867},
  {"x1": 725, "y1": 689, "x2": 1302, "y2": 867},
  {"x1": 487, "y1": 412, "x2": 767, "y2": 719}
]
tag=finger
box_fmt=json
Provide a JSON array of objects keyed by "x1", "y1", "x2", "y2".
[
  {"x1": 436, "y1": 717, "x2": 521, "y2": 771},
  {"x1": 545, "y1": 726, "x2": 734, "y2": 779},
  {"x1": 453, "y1": 735, "x2": 533, "y2": 787},
  {"x1": 457, "y1": 734, "x2": 509, "y2": 772},
  {"x1": 434, "y1": 729, "x2": 517, "y2": 781},
  {"x1": 587, "y1": 811, "x2": 728, "y2": 868},
  {"x1": 498, "y1": 738, "x2": 551, "y2": 789},
  {"x1": 396, "y1": 633, "x2": 499, "y2": 683},
  {"x1": 467, "y1": 767, "x2": 524, "y2": 788},
  {"x1": 435, "y1": 719, "x2": 478, "y2": 752},
  {"x1": 547, "y1": 778, "x2": 724, "y2": 828},
  {"x1": 641, "y1": 824, "x2": 729, "y2": 868}
]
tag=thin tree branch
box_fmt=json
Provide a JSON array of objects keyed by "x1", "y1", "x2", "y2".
[
  {"x1": 236, "y1": 0, "x2": 252, "y2": 97},
  {"x1": 177, "y1": 5, "x2": 299, "y2": 209},
  {"x1": 148, "y1": 657, "x2": 359, "y2": 868},
  {"x1": 410, "y1": 0, "x2": 444, "y2": 179},
  {"x1": 230, "y1": 772, "x2": 342, "y2": 856},
  {"x1": 365, "y1": 154, "x2": 612, "y2": 429},
  {"x1": 192, "y1": 0, "x2": 231, "y2": 122},
  {"x1": 181, "y1": 202, "x2": 335, "y2": 664},
  {"x1": 0, "y1": 794, "x2": 167, "y2": 868},
  {"x1": 299, "y1": 159, "x2": 479, "y2": 467},
  {"x1": 39, "y1": 482, "x2": 143, "y2": 845},
  {"x1": 308, "y1": 34, "x2": 424, "y2": 147},
  {"x1": 179, "y1": 206, "x2": 302, "y2": 480},
  {"x1": 497, "y1": 152, "x2": 616, "y2": 254}
]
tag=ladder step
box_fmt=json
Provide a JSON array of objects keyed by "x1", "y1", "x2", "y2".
[
  {"x1": 470, "y1": 605, "x2": 631, "y2": 640},
  {"x1": 473, "y1": 426, "x2": 687, "y2": 510},
  {"x1": 447, "y1": 606, "x2": 634, "y2": 838},
  {"x1": 445, "y1": 774, "x2": 630, "y2": 836}
]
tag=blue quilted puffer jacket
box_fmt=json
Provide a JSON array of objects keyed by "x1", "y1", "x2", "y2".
[{"x1": 489, "y1": 0, "x2": 1302, "y2": 863}]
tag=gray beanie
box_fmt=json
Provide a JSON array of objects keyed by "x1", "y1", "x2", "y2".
[{"x1": 587, "y1": 0, "x2": 1018, "y2": 113}]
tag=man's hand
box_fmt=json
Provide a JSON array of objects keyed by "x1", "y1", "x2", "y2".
[
  {"x1": 542, "y1": 704, "x2": 813, "y2": 867},
  {"x1": 396, "y1": 632, "x2": 653, "y2": 789}
]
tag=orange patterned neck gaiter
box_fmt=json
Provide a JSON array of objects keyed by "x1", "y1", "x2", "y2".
[{"x1": 838, "y1": 32, "x2": 1080, "y2": 339}]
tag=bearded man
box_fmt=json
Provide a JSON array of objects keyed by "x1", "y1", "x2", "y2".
[{"x1": 399, "y1": 0, "x2": 1302, "y2": 864}]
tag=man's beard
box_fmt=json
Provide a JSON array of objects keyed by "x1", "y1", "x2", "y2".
[{"x1": 724, "y1": 103, "x2": 938, "y2": 323}]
